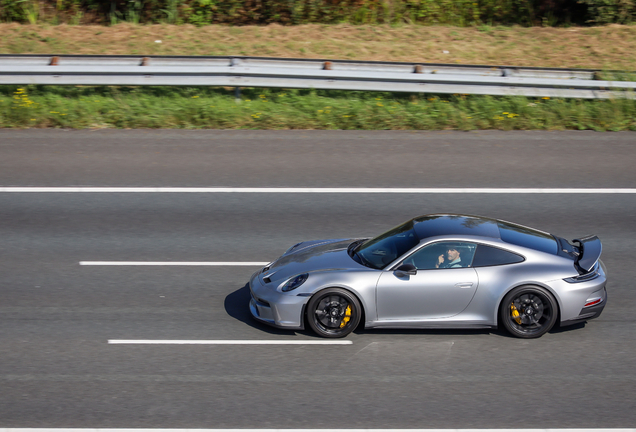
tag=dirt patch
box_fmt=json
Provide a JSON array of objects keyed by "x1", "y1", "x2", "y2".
[{"x1": 1, "y1": 23, "x2": 635, "y2": 70}]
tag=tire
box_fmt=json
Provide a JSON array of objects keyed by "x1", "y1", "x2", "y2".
[
  {"x1": 500, "y1": 285, "x2": 558, "y2": 339},
  {"x1": 307, "y1": 288, "x2": 362, "y2": 338}
]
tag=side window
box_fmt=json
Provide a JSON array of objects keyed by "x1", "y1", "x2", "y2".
[
  {"x1": 472, "y1": 244, "x2": 524, "y2": 267},
  {"x1": 405, "y1": 242, "x2": 477, "y2": 270}
]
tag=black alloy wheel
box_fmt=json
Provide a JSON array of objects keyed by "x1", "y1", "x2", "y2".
[
  {"x1": 307, "y1": 288, "x2": 362, "y2": 338},
  {"x1": 500, "y1": 285, "x2": 558, "y2": 339}
]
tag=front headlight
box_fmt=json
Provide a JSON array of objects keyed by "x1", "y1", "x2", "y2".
[{"x1": 281, "y1": 273, "x2": 308, "y2": 292}]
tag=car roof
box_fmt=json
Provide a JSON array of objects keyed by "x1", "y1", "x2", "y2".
[
  {"x1": 412, "y1": 214, "x2": 501, "y2": 239},
  {"x1": 411, "y1": 214, "x2": 558, "y2": 255}
]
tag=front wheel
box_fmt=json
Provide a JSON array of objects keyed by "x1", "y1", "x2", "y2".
[
  {"x1": 307, "y1": 288, "x2": 361, "y2": 338},
  {"x1": 500, "y1": 285, "x2": 558, "y2": 339}
]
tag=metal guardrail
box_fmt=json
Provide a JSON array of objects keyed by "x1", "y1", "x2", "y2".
[{"x1": 0, "y1": 54, "x2": 634, "y2": 99}]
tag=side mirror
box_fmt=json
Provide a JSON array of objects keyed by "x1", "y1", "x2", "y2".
[{"x1": 394, "y1": 263, "x2": 417, "y2": 277}]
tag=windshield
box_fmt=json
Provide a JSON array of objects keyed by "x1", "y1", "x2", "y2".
[{"x1": 354, "y1": 220, "x2": 419, "y2": 269}]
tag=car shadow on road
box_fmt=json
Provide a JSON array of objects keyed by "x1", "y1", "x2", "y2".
[
  {"x1": 224, "y1": 283, "x2": 309, "y2": 336},
  {"x1": 354, "y1": 321, "x2": 586, "y2": 338},
  {"x1": 377, "y1": 322, "x2": 587, "y2": 339},
  {"x1": 491, "y1": 321, "x2": 587, "y2": 338},
  {"x1": 550, "y1": 321, "x2": 587, "y2": 334},
  {"x1": 353, "y1": 327, "x2": 497, "y2": 337}
]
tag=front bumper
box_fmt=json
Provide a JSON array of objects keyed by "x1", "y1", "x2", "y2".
[{"x1": 248, "y1": 269, "x2": 308, "y2": 330}]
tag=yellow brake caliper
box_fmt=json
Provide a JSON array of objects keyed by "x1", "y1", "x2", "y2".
[
  {"x1": 510, "y1": 302, "x2": 522, "y2": 324},
  {"x1": 339, "y1": 305, "x2": 352, "y2": 328}
]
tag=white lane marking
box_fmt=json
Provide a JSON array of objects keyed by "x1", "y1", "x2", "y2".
[
  {"x1": 2, "y1": 187, "x2": 636, "y2": 193},
  {"x1": 80, "y1": 261, "x2": 268, "y2": 266},
  {"x1": 108, "y1": 340, "x2": 353, "y2": 345}
]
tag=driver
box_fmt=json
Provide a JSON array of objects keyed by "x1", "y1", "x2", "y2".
[{"x1": 435, "y1": 245, "x2": 463, "y2": 269}]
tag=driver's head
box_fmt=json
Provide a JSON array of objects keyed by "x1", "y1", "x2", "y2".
[{"x1": 446, "y1": 246, "x2": 461, "y2": 261}]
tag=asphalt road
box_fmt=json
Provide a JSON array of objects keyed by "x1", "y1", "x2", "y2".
[{"x1": 1, "y1": 130, "x2": 635, "y2": 428}]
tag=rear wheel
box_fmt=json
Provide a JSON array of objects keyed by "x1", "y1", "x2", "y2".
[
  {"x1": 500, "y1": 285, "x2": 558, "y2": 339},
  {"x1": 307, "y1": 288, "x2": 361, "y2": 338}
]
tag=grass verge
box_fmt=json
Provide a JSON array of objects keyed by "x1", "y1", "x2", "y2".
[
  {"x1": 2, "y1": 85, "x2": 635, "y2": 131},
  {"x1": 2, "y1": 23, "x2": 636, "y2": 70}
]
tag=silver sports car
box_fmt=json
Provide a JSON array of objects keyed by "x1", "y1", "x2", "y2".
[{"x1": 249, "y1": 214, "x2": 607, "y2": 338}]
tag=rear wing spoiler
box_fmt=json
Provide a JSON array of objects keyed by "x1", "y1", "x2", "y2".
[{"x1": 573, "y1": 235, "x2": 602, "y2": 274}]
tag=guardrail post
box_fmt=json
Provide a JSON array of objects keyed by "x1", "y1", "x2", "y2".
[
  {"x1": 230, "y1": 58, "x2": 241, "y2": 103},
  {"x1": 323, "y1": 61, "x2": 332, "y2": 70},
  {"x1": 140, "y1": 57, "x2": 149, "y2": 66},
  {"x1": 413, "y1": 65, "x2": 423, "y2": 73},
  {"x1": 50, "y1": 56, "x2": 59, "y2": 66}
]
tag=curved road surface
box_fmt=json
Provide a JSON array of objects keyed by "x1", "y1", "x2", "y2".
[{"x1": 1, "y1": 130, "x2": 635, "y2": 428}]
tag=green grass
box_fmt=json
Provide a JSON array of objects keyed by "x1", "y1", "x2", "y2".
[{"x1": 1, "y1": 85, "x2": 635, "y2": 131}]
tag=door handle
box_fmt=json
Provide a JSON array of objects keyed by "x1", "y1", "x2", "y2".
[{"x1": 455, "y1": 282, "x2": 474, "y2": 288}]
